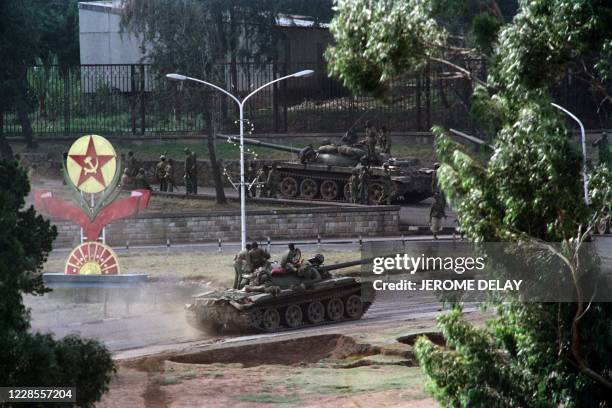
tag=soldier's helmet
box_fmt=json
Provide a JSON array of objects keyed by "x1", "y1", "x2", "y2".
[
  {"x1": 123, "y1": 168, "x2": 130, "y2": 174},
  {"x1": 434, "y1": 162, "x2": 440, "y2": 169},
  {"x1": 309, "y1": 254, "x2": 324, "y2": 265},
  {"x1": 138, "y1": 168, "x2": 145, "y2": 174},
  {"x1": 160, "y1": 155, "x2": 166, "y2": 161}
]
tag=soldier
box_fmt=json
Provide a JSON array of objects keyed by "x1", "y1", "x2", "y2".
[
  {"x1": 134, "y1": 168, "x2": 152, "y2": 190},
  {"x1": 164, "y1": 158, "x2": 176, "y2": 192},
  {"x1": 280, "y1": 243, "x2": 301, "y2": 273},
  {"x1": 429, "y1": 191, "x2": 447, "y2": 239},
  {"x1": 255, "y1": 165, "x2": 269, "y2": 197},
  {"x1": 365, "y1": 120, "x2": 378, "y2": 161},
  {"x1": 126, "y1": 151, "x2": 138, "y2": 177},
  {"x1": 378, "y1": 126, "x2": 391, "y2": 155},
  {"x1": 592, "y1": 132, "x2": 610, "y2": 167},
  {"x1": 155, "y1": 155, "x2": 167, "y2": 192},
  {"x1": 431, "y1": 162, "x2": 440, "y2": 194},
  {"x1": 348, "y1": 168, "x2": 359, "y2": 204},
  {"x1": 120, "y1": 168, "x2": 133, "y2": 190},
  {"x1": 266, "y1": 163, "x2": 281, "y2": 198},
  {"x1": 358, "y1": 166, "x2": 370, "y2": 204},
  {"x1": 297, "y1": 254, "x2": 323, "y2": 288},
  {"x1": 247, "y1": 241, "x2": 271, "y2": 271},
  {"x1": 184, "y1": 148, "x2": 198, "y2": 195},
  {"x1": 247, "y1": 162, "x2": 258, "y2": 198},
  {"x1": 341, "y1": 129, "x2": 358, "y2": 146},
  {"x1": 233, "y1": 243, "x2": 252, "y2": 289},
  {"x1": 378, "y1": 163, "x2": 394, "y2": 205}
]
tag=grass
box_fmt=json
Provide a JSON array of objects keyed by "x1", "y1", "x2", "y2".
[{"x1": 234, "y1": 393, "x2": 301, "y2": 405}]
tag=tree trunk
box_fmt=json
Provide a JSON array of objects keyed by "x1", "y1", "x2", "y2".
[
  {"x1": 16, "y1": 87, "x2": 36, "y2": 149},
  {"x1": 206, "y1": 111, "x2": 227, "y2": 205}
]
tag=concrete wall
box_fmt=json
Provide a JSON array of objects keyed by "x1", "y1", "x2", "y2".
[{"x1": 51, "y1": 206, "x2": 400, "y2": 249}]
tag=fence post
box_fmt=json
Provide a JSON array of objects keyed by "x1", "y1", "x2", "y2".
[
  {"x1": 416, "y1": 75, "x2": 422, "y2": 131},
  {"x1": 273, "y1": 62, "x2": 279, "y2": 132},
  {"x1": 130, "y1": 65, "x2": 137, "y2": 135},
  {"x1": 140, "y1": 64, "x2": 146, "y2": 135},
  {"x1": 425, "y1": 63, "x2": 431, "y2": 130}
]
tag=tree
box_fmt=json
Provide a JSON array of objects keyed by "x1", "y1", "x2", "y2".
[
  {"x1": 327, "y1": 0, "x2": 612, "y2": 405},
  {"x1": 0, "y1": 0, "x2": 80, "y2": 156},
  {"x1": 0, "y1": 160, "x2": 115, "y2": 406}
]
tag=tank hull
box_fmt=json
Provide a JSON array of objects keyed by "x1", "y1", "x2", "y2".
[{"x1": 186, "y1": 277, "x2": 374, "y2": 333}]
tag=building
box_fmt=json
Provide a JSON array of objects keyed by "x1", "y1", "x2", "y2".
[{"x1": 78, "y1": 1, "x2": 331, "y2": 93}]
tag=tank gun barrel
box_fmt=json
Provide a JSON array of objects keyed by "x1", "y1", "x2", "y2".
[
  {"x1": 216, "y1": 133, "x2": 302, "y2": 154},
  {"x1": 320, "y1": 257, "x2": 374, "y2": 272}
]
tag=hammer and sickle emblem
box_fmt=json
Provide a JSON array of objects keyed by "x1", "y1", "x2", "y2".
[{"x1": 83, "y1": 156, "x2": 99, "y2": 174}]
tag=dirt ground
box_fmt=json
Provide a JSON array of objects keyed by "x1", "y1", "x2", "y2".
[{"x1": 95, "y1": 318, "x2": 462, "y2": 408}]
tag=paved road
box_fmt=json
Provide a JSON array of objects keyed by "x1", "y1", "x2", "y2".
[{"x1": 26, "y1": 285, "x2": 459, "y2": 358}]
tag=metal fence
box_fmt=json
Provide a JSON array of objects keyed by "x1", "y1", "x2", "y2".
[{"x1": 2, "y1": 61, "x2": 609, "y2": 137}]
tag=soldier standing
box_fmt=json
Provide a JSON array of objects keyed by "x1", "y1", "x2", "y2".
[
  {"x1": 247, "y1": 162, "x2": 258, "y2": 197},
  {"x1": 429, "y1": 191, "x2": 447, "y2": 239},
  {"x1": 358, "y1": 166, "x2": 370, "y2": 204},
  {"x1": 155, "y1": 155, "x2": 167, "y2": 192},
  {"x1": 164, "y1": 158, "x2": 176, "y2": 192},
  {"x1": 255, "y1": 165, "x2": 269, "y2": 197},
  {"x1": 266, "y1": 163, "x2": 281, "y2": 198},
  {"x1": 280, "y1": 243, "x2": 301, "y2": 273},
  {"x1": 348, "y1": 169, "x2": 359, "y2": 204},
  {"x1": 378, "y1": 164, "x2": 394, "y2": 205},
  {"x1": 127, "y1": 151, "x2": 138, "y2": 177},
  {"x1": 247, "y1": 242, "x2": 271, "y2": 271},
  {"x1": 233, "y1": 243, "x2": 252, "y2": 289},
  {"x1": 592, "y1": 132, "x2": 610, "y2": 167},
  {"x1": 134, "y1": 168, "x2": 152, "y2": 190},
  {"x1": 184, "y1": 148, "x2": 198, "y2": 195},
  {"x1": 120, "y1": 168, "x2": 133, "y2": 190},
  {"x1": 378, "y1": 126, "x2": 391, "y2": 155},
  {"x1": 365, "y1": 120, "x2": 378, "y2": 162}
]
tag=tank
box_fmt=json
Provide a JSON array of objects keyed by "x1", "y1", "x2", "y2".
[
  {"x1": 216, "y1": 134, "x2": 433, "y2": 204},
  {"x1": 185, "y1": 258, "x2": 375, "y2": 333}
]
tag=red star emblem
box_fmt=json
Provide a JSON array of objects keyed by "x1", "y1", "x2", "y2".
[{"x1": 68, "y1": 136, "x2": 115, "y2": 188}]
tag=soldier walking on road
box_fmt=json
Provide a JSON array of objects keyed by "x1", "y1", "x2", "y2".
[
  {"x1": 266, "y1": 163, "x2": 281, "y2": 198},
  {"x1": 184, "y1": 148, "x2": 198, "y2": 195},
  {"x1": 233, "y1": 243, "x2": 252, "y2": 289},
  {"x1": 378, "y1": 164, "x2": 394, "y2": 205},
  {"x1": 155, "y1": 155, "x2": 167, "y2": 192},
  {"x1": 429, "y1": 191, "x2": 447, "y2": 239}
]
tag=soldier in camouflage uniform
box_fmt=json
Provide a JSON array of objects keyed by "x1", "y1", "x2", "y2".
[
  {"x1": 247, "y1": 242, "x2": 270, "y2": 271},
  {"x1": 184, "y1": 148, "x2": 198, "y2": 195},
  {"x1": 348, "y1": 168, "x2": 359, "y2": 204},
  {"x1": 365, "y1": 120, "x2": 378, "y2": 163},
  {"x1": 266, "y1": 163, "x2": 281, "y2": 198},
  {"x1": 134, "y1": 168, "x2": 152, "y2": 190},
  {"x1": 378, "y1": 126, "x2": 391, "y2": 154},
  {"x1": 255, "y1": 165, "x2": 269, "y2": 197},
  {"x1": 378, "y1": 163, "x2": 395, "y2": 205},
  {"x1": 233, "y1": 243, "x2": 252, "y2": 289},
  {"x1": 358, "y1": 166, "x2": 370, "y2": 204},
  {"x1": 297, "y1": 254, "x2": 324, "y2": 289},
  {"x1": 280, "y1": 243, "x2": 301, "y2": 273},
  {"x1": 429, "y1": 191, "x2": 447, "y2": 239},
  {"x1": 155, "y1": 155, "x2": 167, "y2": 192},
  {"x1": 164, "y1": 158, "x2": 176, "y2": 192}
]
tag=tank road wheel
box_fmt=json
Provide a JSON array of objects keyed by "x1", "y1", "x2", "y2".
[
  {"x1": 262, "y1": 308, "x2": 281, "y2": 331},
  {"x1": 280, "y1": 176, "x2": 298, "y2": 198},
  {"x1": 368, "y1": 182, "x2": 384, "y2": 204},
  {"x1": 343, "y1": 184, "x2": 352, "y2": 201},
  {"x1": 345, "y1": 295, "x2": 364, "y2": 319},
  {"x1": 284, "y1": 304, "x2": 303, "y2": 328},
  {"x1": 326, "y1": 298, "x2": 345, "y2": 321},
  {"x1": 249, "y1": 309, "x2": 263, "y2": 329},
  {"x1": 320, "y1": 180, "x2": 339, "y2": 201},
  {"x1": 300, "y1": 178, "x2": 318, "y2": 199},
  {"x1": 306, "y1": 301, "x2": 325, "y2": 324}
]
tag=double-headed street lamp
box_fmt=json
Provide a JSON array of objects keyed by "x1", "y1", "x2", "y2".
[{"x1": 166, "y1": 69, "x2": 314, "y2": 249}]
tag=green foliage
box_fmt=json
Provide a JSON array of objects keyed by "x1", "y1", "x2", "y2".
[
  {"x1": 470, "y1": 12, "x2": 502, "y2": 54},
  {"x1": 328, "y1": 0, "x2": 612, "y2": 405},
  {"x1": 0, "y1": 160, "x2": 115, "y2": 405}
]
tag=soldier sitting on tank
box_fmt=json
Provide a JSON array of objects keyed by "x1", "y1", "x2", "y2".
[
  {"x1": 280, "y1": 243, "x2": 302, "y2": 273},
  {"x1": 244, "y1": 267, "x2": 281, "y2": 296},
  {"x1": 296, "y1": 254, "x2": 324, "y2": 289},
  {"x1": 317, "y1": 139, "x2": 338, "y2": 154},
  {"x1": 341, "y1": 129, "x2": 359, "y2": 146},
  {"x1": 233, "y1": 243, "x2": 252, "y2": 289}
]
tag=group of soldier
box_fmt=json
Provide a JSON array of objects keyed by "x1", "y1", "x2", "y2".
[
  {"x1": 347, "y1": 163, "x2": 394, "y2": 205},
  {"x1": 154, "y1": 148, "x2": 198, "y2": 194},
  {"x1": 233, "y1": 243, "x2": 326, "y2": 294},
  {"x1": 120, "y1": 151, "x2": 151, "y2": 190}
]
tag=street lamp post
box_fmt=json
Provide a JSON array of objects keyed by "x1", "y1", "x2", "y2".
[
  {"x1": 551, "y1": 103, "x2": 589, "y2": 204},
  {"x1": 166, "y1": 70, "x2": 314, "y2": 249}
]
